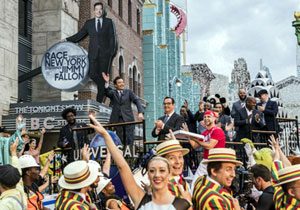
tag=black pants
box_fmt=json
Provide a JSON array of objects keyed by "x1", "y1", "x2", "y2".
[
  {"x1": 115, "y1": 116, "x2": 134, "y2": 145},
  {"x1": 89, "y1": 55, "x2": 112, "y2": 102}
]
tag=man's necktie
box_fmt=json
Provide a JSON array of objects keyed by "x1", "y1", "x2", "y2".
[
  {"x1": 97, "y1": 19, "x2": 100, "y2": 32},
  {"x1": 163, "y1": 115, "x2": 169, "y2": 123},
  {"x1": 118, "y1": 91, "x2": 123, "y2": 99}
]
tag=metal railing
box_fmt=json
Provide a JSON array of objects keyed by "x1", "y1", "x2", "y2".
[{"x1": 251, "y1": 117, "x2": 299, "y2": 156}]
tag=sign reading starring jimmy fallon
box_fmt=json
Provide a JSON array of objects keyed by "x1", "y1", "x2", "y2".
[{"x1": 41, "y1": 42, "x2": 89, "y2": 91}]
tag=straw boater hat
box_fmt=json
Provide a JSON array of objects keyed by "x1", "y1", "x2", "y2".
[
  {"x1": 156, "y1": 140, "x2": 189, "y2": 156},
  {"x1": 58, "y1": 160, "x2": 98, "y2": 190},
  {"x1": 202, "y1": 148, "x2": 243, "y2": 166},
  {"x1": 274, "y1": 164, "x2": 300, "y2": 187}
]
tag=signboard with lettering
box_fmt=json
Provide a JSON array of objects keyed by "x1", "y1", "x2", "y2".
[
  {"x1": 41, "y1": 42, "x2": 89, "y2": 91},
  {"x1": 1, "y1": 100, "x2": 111, "y2": 131}
]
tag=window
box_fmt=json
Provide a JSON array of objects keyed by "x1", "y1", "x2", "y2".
[
  {"x1": 119, "y1": 56, "x2": 124, "y2": 79},
  {"x1": 118, "y1": 0, "x2": 123, "y2": 18},
  {"x1": 108, "y1": 0, "x2": 112, "y2": 7},
  {"x1": 138, "y1": 73, "x2": 141, "y2": 97},
  {"x1": 133, "y1": 66, "x2": 137, "y2": 94},
  {"x1": 128, "y1": 0, "x2": 132, "y2": 26},
  {"x1": 129, "y1": 68, "x2": 133, "y2": 90},
  {"x1": 137, "y1": 9, "x2": 141, "y2": 34},
  {"x1": 19, "y1": 0, "x2": 28, "y2": 36}
]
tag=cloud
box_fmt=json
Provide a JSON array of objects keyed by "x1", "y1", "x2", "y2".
[{"x1": 186, "y1": 0, "x2": 299, "y2": 82}]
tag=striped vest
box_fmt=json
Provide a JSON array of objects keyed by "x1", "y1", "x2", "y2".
[
  {"x1": 55, "y1": 190, "x2": 97, "y2": 210},
  {"x1": 168, "y1": 175, "x2": 189, "y2": 197},
  {"x1": 272, "y1": 161, "x2": 300, "y2": 210},
  {"x1": 192, "y1": 176, "x2": 233, "y2": 210}
]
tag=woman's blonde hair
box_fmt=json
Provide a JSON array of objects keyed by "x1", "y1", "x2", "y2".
[{"x1": 147, "y1": 156, "x2": 171, "y2": 172}]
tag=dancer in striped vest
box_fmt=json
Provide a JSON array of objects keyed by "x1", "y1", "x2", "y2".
[
  {"x1": 156, "y1": 140, "x2": 191, "y2": 200},
  {"x1": 192, "y1": 148, "x2": 242, "y2": 210},
  {"x1": 270, "y1": 136, "x2": 300, "y2": 210},
  {"x1": 55, "y1": 160, "x2": 99, "y2": 210}
]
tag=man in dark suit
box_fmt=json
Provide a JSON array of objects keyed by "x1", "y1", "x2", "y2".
[
  {"x1": 65, "y1": 2, "x2": 117, "y2": 103},
  {"x1": 234, "y1": 96, "x2": 265, "y2": 141},
  {"x1": 231, "y1": 88, "x2": 247, "y2": 118},
  {"x1": 152, "y1": 97, "x2": 185, "y2": 140},
  {"x1": 103, "y1": 73, "x2": 144, "y2": 145},
  {"x1": 57, "y1": 107, "x2": 89, "y2": 163},
  {"x1": 257, "y1": 89, "x2": 278, "y2": 133}
]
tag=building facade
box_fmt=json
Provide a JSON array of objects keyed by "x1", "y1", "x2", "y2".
[
  {"x1": 143, "y1": 0, "x2": 183, "y2": 139},
  {"x1": 0, "y1": 0, "x2": 144, "y2": 123},
  {"x1": 275, "y1": 76, "x2": 300, "y2": 119}
]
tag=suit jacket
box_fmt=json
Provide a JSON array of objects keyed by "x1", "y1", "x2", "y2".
[
  {"x1": 57, "y1": 122, "x2": 89, "y2": 150},
  {"x1": 66, "y1": 17, "x2": 116, "y2": 61},
  {"x1": 234, "y1": 107, "x2": 265, "y2": 141},
  {"x1": 152, "y1": 113, "x2": 185, "y2": 140},
  {"x1": 231, "y1": 100, "x2": 245, "y2": 118},
  {"x1": 257, "y1": 100, "x2": 278, "y2": 132},
  {"x1": 105, "y1": 87, "x2": 144, "y2": 123}
]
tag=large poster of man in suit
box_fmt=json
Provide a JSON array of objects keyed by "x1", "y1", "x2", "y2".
[{"x1": 65, "y1": 2, "x2": 117, "y2": 102}]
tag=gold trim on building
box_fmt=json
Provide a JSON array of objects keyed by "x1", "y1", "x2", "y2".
[
  {"x1": 143, "y1": 30, "x2": 154, "y2": 35},
  {"x1": 159, "y1": 44, "x2": 168, "y2": 49}
]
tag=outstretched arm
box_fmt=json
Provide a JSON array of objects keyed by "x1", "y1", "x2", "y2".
[
  {"x1": 102, "y1": 150, "x2": 111, "y2": 176},
  {"x1": 36, "y1": 128, "x2": 45, "y2": 153},
  {"x1": 89, "y1": 114, "x2": 144, "y2": 207}
]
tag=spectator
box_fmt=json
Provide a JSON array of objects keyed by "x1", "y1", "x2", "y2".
[
  {"x1": 98, "y1": 175, "x2": 133, "y2": 210},
  {"x1": 204, "y1": 102, "x2": 212, "y2": 111},
  {"x1": 192, "y1": 148, "x2": 242, "y2": 210},
  {"x1": 19, "y1": 155, "x2": 49, "y2": 210},
  {"x1": 234, "y1": 96, "x2": 265, "y2": 141},
  {"x1": 250, "y1": 164, "x2": 275, "y2": 210},
  {"x1": 180, "y1": 101, "x2": 197, "y2": 133},
  {"x1": 194, "y1": 101, "x2": 206, "y2": 133},
  {"x1": 89, "y1": 114, "x2": 191, "y2": 210},
  {"x1": 23, "y1": 128, "x2": 46, "y2": 164},
  {"x1": 35, "y1": 151, "x2": 57, "y2": 193},
  {"x1": 214, "y1": 102, "x2": 233, "y2": 140},
  {"x1": 152, "y1": 97, "x2": 185, "y2": 140},
  {"x1": 0, "y1": 138, "x2": 27, "y2": 210},
  {"x1": 231, "y1": 88, "x2": 247, "y2": 118},
  {"x1": 257, "y1": 89, "x2": 279, "y2": 133}
]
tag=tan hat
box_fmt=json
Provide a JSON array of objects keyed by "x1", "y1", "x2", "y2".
[
  {"x1": 202, "y1": 148, "x2": 243, "y2": 166},
  {"x1": 156, "y1": 140, "x2": 189, "y2": 156},
  {"x1": 274, "y1": 164, "x2": 300, "y2": 187},
  {"x1": 58, "y1": 160, "x2": 98, "y2": 190}
]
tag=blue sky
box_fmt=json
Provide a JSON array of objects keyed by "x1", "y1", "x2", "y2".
[{"x1": 184, "y1": 0, "x2": 300, "y2": 82}]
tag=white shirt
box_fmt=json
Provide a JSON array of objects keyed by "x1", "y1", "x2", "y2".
[
  {"x1": 246, "y1": 107, "x2": 253, "y2": 117},
  {"x1": 138, "y1": 201, "x2": 176, "y2": 210},
  {"x1": 95, "y1": 17, "x2": 103, "y2": 31}
]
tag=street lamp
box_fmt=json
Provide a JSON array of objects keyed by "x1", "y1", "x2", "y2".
[{"x1": 169, "y1": 76, "x2": 183, "y2": 97}]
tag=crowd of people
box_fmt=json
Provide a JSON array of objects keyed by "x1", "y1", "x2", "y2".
[{"x1": 0, "y1": 82, "x2": 299, "y2": 210}]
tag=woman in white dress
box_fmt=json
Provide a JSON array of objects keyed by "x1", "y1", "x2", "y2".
[{"x1": 88, "y1": 115, "x2": 191, "y2": 210}]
